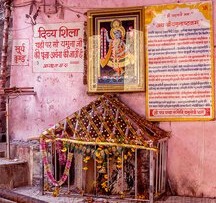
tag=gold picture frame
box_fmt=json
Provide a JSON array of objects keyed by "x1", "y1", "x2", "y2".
[{"x1": 87, "y1": 7, "x2": 145, "y2": 93}]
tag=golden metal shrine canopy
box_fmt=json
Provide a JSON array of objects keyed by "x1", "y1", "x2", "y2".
[
  {"x1": 40, "y1": 94, "x2": 169, "y2": 147},
  {"x1": 40, "y1": 94, "x2": 170, "y2": 202}
]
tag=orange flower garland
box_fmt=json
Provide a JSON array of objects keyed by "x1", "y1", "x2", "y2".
[{"x1": 40, "y1": 138, "x2": 73, "y2": 187}]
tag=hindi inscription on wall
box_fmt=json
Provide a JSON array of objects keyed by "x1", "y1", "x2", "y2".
[
  {"x1": 33, "y1": 22, "x2": 84, "y2": 72},
  {"x1": 145, "y1": 2, "x2": 214, "y2": 121},
  {"x1": 145, "y1": 1, "x2": 214, "y2": 121},
  {"x1": 12, "y1": 39, "x2": 29, "y2": 66}
]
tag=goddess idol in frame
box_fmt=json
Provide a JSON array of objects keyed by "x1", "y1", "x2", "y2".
[{"x1": 87, "y1": 7, "x2": 144, "y2": 93}]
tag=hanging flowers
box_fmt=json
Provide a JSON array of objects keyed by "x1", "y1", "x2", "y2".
[
  {"x1": 40, "y1": 137, "x2": 73, "y2": 187},
  {"x1": 37, "y1": 94, "x2": 165, "y2": 200}
]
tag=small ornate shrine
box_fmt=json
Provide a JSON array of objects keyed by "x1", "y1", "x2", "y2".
[{"x1": 40, "y1": 94, "x2": 170, "y2": 202}]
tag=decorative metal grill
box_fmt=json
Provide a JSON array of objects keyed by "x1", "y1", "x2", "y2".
[{"x1": 40, "y1": 94, "x2": 169, "y2": 202}]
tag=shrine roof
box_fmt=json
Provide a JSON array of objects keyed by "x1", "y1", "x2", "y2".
[{"x1": 40, "y1": 94, "x2": 170, "y2": 148}]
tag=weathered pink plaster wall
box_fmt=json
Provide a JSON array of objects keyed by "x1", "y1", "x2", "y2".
[{"x1": 10, "y1": 0, "x2": 216, "y2": 198}]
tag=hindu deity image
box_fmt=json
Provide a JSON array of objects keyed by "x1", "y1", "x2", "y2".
[{"x1": 100, "y1": 19, "x2": 135, "y2": 79}]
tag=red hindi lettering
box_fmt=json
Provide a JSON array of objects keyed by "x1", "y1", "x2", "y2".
[
  {"x1": 41, "y1": 52, "x2": 49, "y2": 60},
  {"x1": 59, "y1": 26, "x2": 69, "y2": 38},
  {"x1": 63, "y1": 49, "x2": 69, "y2": 58},
  {"x1": 45, "y1": 42, "x2": 52, "y2": 48},
  {"x1": 46, "y1": 29, "x2": 57, "y2": 38},
  {"x1": 38, "y1": 27, "x2": 57, "y2": 39},
  {"x1": 34, "y1": 49, "x2": 40, "y2": 59},
  {"x1": 15, "y1": 44, "x2": 25, "y2": 55},
  {"x1": 79, "y1": 49, "x2": 83, "y2": 58},
  {"x1": 68, "y1": 28, "x2": 80, "y2": 37},
  {"x1": 14, "y1": 55, "x2": 26, "y2": 63},
  {"x1": 50, "y1": 51, "x2": 62, "y2": 58},
  {"x1": 61, "y1": 41, "x2": 76, "y2": 49},
  {"x1": 38, "y1": 27, "x2": 47, "y2": 38},
  {"x1": 59, "y1": 26, "x2": 80, "y2": 38},
  {"x1": 35, "y1": 41, "x2": 45, "y2": 49},
  {"x1": 52, "y1": 40, "x2": 59, "y2": 48},
  {"x1": 76, "y1": 38, "x2": 83, "y2": 47}
]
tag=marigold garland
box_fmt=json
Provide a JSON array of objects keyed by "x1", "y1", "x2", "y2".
[
  {"x1": 40, "y1": 138, "x2": 73, "y2": 187},
  {"x1": 40, "y1": 128, "x2": 157, "y2": 194}
]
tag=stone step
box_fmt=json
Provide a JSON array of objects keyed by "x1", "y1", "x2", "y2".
[
  {"x1": 0, "y1": 197, "x2": 16, "y2": 203},
  {"x1": 0, "y1": 189, "x2": 47, "y2": 203},
  {"x1": 0, "y1": 158, "x2": 29, "y2": 189}
]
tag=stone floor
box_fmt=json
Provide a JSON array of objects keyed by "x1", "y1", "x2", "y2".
[
  {"x1": 156, "y1": 196, "x2": 216, "y2": 203},
  {"x1": 11, "y1": 186, "x2": 216, "y2": 203}
]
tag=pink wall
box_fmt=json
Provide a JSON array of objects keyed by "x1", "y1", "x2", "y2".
[{"x1": 10, "y1": 0, "x2": 216, "y2": 198}]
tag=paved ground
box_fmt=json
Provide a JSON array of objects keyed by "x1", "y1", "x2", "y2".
[
  {"x1": 12, "y1": 186, "x2": 216, "y2": 203},
  {"x1": 156, "y1": 196, "x2": 216, "y2": 203}
]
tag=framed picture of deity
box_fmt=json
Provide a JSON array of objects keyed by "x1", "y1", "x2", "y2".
[{"x1": 87, "y1": 7, "x2": 145, "y2": 93}]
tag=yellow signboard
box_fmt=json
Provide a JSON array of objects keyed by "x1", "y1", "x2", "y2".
[{"x1": 145, "y1": 1, "x2": 214, "y2": 121}]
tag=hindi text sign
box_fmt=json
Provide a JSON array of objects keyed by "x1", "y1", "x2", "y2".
[
  {"x1": 145, "y1": 1, "x2": 214, "y2": 121},
  {"x1": 12, "y1": 39, "x2": 29, "y2": 66},
  {"x1": 33, "y1": 22, "x2": 84, "y2": 72}
]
